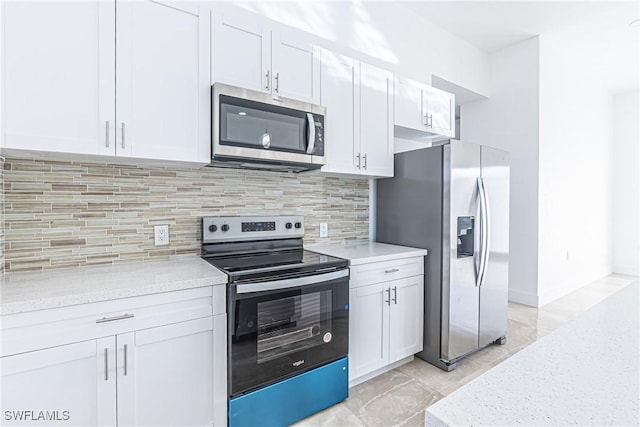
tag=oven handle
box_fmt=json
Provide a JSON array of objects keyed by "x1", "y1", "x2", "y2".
[{"x1": 235, "y1": 269, "x2": 348, "y2": 294}]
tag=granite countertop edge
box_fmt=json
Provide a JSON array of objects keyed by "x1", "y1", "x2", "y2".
[
  {"x1": 1, "y1": 255, "x2": 227, "y2": 316},
  {"x1": 308, "y1": 241, "x2": 428, "y2": 265}
]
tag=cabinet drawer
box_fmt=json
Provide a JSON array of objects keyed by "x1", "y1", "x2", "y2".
[
  {"x1": 350, "y1": 256, "x2": 424, "y2": 288},
  {"x1": 1, "y1": 286, "x2": 223, "y2": 357}
]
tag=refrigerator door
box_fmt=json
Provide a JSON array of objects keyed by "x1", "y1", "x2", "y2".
[
  {"x1": 478, "y1": 146, "x2": 510, "y2": 347},
  {"x1": 441, "y1": 141, "x2": 481, "y2": 361}
]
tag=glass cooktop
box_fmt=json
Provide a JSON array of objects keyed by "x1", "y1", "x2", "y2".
[{"x1": 203, "y1": 249, "x2": 347, "y2": 283}]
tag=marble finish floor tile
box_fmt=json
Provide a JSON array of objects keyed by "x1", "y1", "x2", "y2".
[
  {"x1": 294, "y1": 274, "x2": 637, "y2": 426},
  {"x1": 345, "y1": 375, "x2": 443, "y2": 427},
  {"x1": 290, "y1": 402, "x2": 364, "y2": 427}
]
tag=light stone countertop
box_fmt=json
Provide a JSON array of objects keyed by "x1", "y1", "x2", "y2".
[
  {"x1": 425, "y1": 281, "x2": 640, "y2": 427},
  {"x1": 309, "y1": 241, "x2": 427, "y2": 265},
  {"x1": 0, "y1": 255, "x2": 228, "y2": 316}
]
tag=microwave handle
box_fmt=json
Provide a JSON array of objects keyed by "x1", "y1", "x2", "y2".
[{"x1": 306, "y1": 113, "x2": 316, "y2": 154}]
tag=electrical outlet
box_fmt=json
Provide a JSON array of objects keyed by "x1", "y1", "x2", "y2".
[
  {"x1": 319, "y1": 223, "x2": 328, "y2": 238},
  {"x1": 154, "y1": 225, "x2": 169, "y2": 246}
]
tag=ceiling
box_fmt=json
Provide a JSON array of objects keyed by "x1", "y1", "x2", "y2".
[{"x1": 401, "y1": 1, "x2": 640, "y2": 93}]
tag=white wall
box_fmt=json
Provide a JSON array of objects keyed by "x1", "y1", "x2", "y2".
[
  {"x1": 461, "y1": 37, "x2": 541, "y2": 306},
  {"x1": 537, "y1": 36, "x2": 614, "y2": 305},
  {"x1": 612, "y1": 91, "x2": 640, "y2": 276},
  {"x1": 214, "y1": 1, "x2": 490, "y2": 97}
]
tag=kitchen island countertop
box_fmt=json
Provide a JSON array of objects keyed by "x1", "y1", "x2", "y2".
[
  {"x1": 0, "y1": 255, "x2": 227, "y2": 315},
  {"x1": 309, "y1": 241, "x2": 427, "y2": 265},
  {"x1": 424, "y1": 281, "x2": 639, "y2": 427}
]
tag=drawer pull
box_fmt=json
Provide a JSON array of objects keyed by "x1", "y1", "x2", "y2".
[
  {"x1": 384, "y1": 268, "x2": 400, "y2": 274},
  {"x1": 96, "y1": 313, "x2": 135, "y2": 323}
]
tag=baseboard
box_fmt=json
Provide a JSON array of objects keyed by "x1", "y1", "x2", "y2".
[
  {"x1": 613, "y1": 264, "x2": 640, "y2": 276},
  {"x1": 508, "y1": 288, "x2": 539, "y2": 307}
]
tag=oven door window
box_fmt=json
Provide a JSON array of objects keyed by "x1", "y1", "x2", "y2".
[
  {"x1": 220, "y1": 95, "x2": 308, "y2": 153},
  {"x1": 229, "y1": 277, "x2": 348, "y2": 397},
  {"x1": 257, "y1": 291, "x2": 328, "y2": 364}
]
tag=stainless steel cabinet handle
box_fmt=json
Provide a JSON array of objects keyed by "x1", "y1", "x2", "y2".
[
  {"x1": 96, "y1": 313, "x2": 135, "y2": 323},
  {"x1": 392, "y1": 286, "x2": 397, "y2": 304},
  {"x1": 424, "y1": 114, "x2": 433, "y2": 127},
  {"x1": 385, "y1": 288, "x2": 391, "y2": 306},
  {"x1": 124, "y1": 344, "x2": 128, "y2": 376},
  {"x1": 356, "y1": 153, "x2": 361, "y2": 169},
  {"x1": 121, "y1": 122, "x2": 125, "y2": 149},
  {"x1": 363, "y1": 153, "x2": 367, "y2": 170},
  {"x1": 265, "y1": 70, "x2": 270, "y2": 90},
  {"x1": 275, "y1": 72, "x2": 280, "y2": 93},
  {"x1": 105, "y1": 121, "x2": 110, "y2": 148},
  {"x1": 384, "y1": 268, "x2": 400, "y2": 274},
  {"x1": 104, "y1": 348, "x2": 109, "y2": 381}
]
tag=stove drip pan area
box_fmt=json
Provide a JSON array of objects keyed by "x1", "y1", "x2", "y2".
[{"x1": 228, "y1": 357, "x2": 349, "y2": 427}]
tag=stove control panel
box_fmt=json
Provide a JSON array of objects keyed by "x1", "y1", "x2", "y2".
[{"x1": 202, "y1": 216, "x2": 304, "y2": 243}]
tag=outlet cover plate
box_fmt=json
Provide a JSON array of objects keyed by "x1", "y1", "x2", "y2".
[
  {"x1": 319, "y1": 223, "x2": 328, "y2": 238},
  {"x1": 154, "y1": 225, "x2": 169, "y2": 246}
]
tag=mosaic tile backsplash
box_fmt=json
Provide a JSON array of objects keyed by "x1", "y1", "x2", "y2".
[{"x1": 1, "y1": 157, "x2": 369, "y2": 272}]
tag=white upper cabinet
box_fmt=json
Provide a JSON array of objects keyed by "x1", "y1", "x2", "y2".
[
  {"x1": 2, "y1": 1, "x2": 115, "y2": 156},
  {"x1": 319, "y1": 50, "x2": 357, "y2": 174},
  {"x1": 116, "y1": 0, "x2": 209, "y2": 162},
  {"x1": 211, "y1": 10, "x2": 320, "y2": 104},
  {"x1": 359, "y1": 63, "x2": 394, "y2": 177},
  {"x1": 425, "y1": 85, "x2": 455, "y2": 137},
  {"x1": 211, "y1": 12, "x2": 270, "y2": 93},
  {"x1": 395, "y1": 77, "x2": 425, "y2": 132},
  {"x1": 394, "y1": 76, "x2": 455, "y2": 139},
  {"x1": 320, "y1": 49, "x2": 393, "y2": 178},
  {"x1": 1, "y1": 0, "x2": 209, "y2": 164}
]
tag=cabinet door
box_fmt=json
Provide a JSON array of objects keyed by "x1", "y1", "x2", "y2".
[
  {"x1": 0, "y1": 338, "x2": 116, "y2": 427},
  {"x1": 117, "y1": 317, "x2": 214, "y2": 427},
  {"x1": 389, "y1": 275, "x2": 424, "y2": 364},
  {"x1": 211, "y1": 10, "x2": 270, "y2": 93},
  {"x1": 426, "y1": 86, "x2": 455, "y2": 137},
  {"x1": 271, "y1": 28, "x2": 320, "y2": 104},
  {"x1": 359, "y1": 63, "x2": 394, "y2": 177},
  {"x1": 319, "y1": 49, "x2": 357, "y2": 175},
  {"x1": 116, "y1": 0, "x2": 208, "y2": 162},
  {"x1": 349, "y1": 283, "x2": 389, "y2": 380},
  {"x1": 2, "y1": 1, "x2": 115, "y2": 156},
  {"x1": 394, "y1": 76, "x2": 426, "y2": 132}
]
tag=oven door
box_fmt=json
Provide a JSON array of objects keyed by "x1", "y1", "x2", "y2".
[
  {"x1": 212, "y1": 83, "x2": 325, "y2": 165},
  {"x1": 228, "y1": 269, "x2": 348, "y2": 398}
]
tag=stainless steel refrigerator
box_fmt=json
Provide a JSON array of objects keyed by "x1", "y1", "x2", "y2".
[{"x1": 376, "y1": 140, "x2": 509, "y2": 371}]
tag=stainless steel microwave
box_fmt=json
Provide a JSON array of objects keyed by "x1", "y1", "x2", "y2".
[{"x1": 210, "y1": 83, "x2": 326, "y2": 172}]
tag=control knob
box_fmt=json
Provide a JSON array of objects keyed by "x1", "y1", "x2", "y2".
[
  {"x1": 208, "y1": 224, "x2": 217, "y2": 232},
  {"x1": 295, "y1": 222, "x2": 302, "y2": 229},
  {"x1": 285, "y1": 222, "x2": 293, "y2": 229},
  {"x1": 221, "y1": 224, "x2": 230, "y2": 232}
]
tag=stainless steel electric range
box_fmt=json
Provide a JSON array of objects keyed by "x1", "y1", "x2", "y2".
[{"x1": 201, "y1": 216, "x2": 349, "y2": 427}]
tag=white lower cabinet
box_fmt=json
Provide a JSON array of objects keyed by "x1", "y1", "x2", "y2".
[
  {"x1": 0, "y1": 287, "x2": 226, "y2": 427},
  {"x1": 1, "y1": 339, "x2": 116, "y2": 426},
  {"x1": 117, "y1": 317, "x2": 215, "y2": 427},
  {"x1": 349, "y1": 257, "x2": 424, "y2": 383}
]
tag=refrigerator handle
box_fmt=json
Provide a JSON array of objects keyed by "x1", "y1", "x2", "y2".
[{"x1": 477, "y1": 177, "x2": 490, "y2": 287}]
